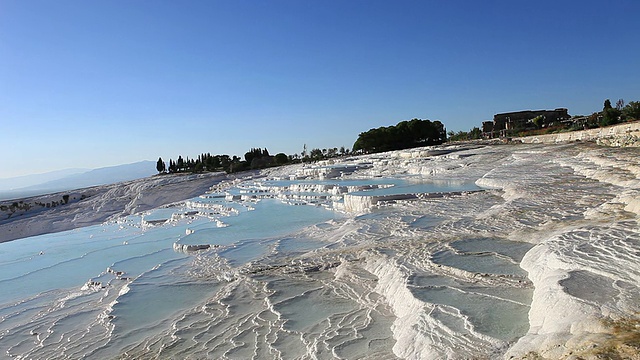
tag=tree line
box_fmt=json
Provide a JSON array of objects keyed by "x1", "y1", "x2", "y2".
[
  {"x1": 156, "y1": 117, "x2": 449, "y2": 175},
  {"x1": 597, "y1": 98, "x2": 640, "y2": 127},
  {"x1": 156, "y1": 153, "x2": 237, "y2": 174},
  {"x1": 352, "y1": 118, "x2": 446, "y2": 153},
  {"x1": 156, "y1": 150, "x2": 284, "y2": 175},
  {"x1": 155, "y1": 146, "x2": 352, "y2": 175}
]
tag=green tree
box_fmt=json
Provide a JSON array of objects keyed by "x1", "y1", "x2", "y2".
[
  {"x1": 469, "y1": 127, "x2": 482, "y2": 139},
  {"x1": 275, "y1": 153, "x2": 288, "y2": 165},
  {"x1": 177, "y1": 156, "x2": 184, "y2": 171},
  {"x1": 531, "y1": 115, "x2": 544, "y2": 129},
  {"x1": 156, "y1": 157, "x2": 166, "y2": 173},
  {"x1": 601, "y1": 108, "x2": 621, "y2": 126},
  {"x1": 353, "y1": 118, "x2": 445, "y2": 153},
  {"x1": 623, "y1": 101, "x2": 640, "y2": 120},
  {"x1": 310, "y1": 148, "x2": 323, "y2": 160}
]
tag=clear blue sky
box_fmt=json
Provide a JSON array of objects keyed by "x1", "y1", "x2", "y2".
[{"x1": 1, "y1": 0, "x2": 639, "y2": 178}]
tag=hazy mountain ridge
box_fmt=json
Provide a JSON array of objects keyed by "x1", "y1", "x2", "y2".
[
  {"x1": 0, "y1": 161, "x2": 156, "y2": 201},
  {"x1": 0, "y1": 168, "x2": 89, "y2": 190}
]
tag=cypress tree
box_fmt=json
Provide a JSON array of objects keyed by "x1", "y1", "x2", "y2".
[{"x1": 156, "y1": 157, "x2": 165, "y2": 173}]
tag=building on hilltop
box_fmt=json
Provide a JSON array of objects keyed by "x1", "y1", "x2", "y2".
[
  {"x1": 484, "y1": 108, "x2": 571, "y2": 138},
  {"x1": 482, "y1": 120, "x2": 495, "y2": 134}
]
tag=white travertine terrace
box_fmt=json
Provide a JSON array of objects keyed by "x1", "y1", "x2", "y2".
[{"x1": 1, "y1": 142, "x2": 639, "y2": 359}]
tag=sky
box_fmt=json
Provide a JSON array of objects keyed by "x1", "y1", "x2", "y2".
[{"x1": 1, "y1": 0, "x2": 639, "y2": 178}]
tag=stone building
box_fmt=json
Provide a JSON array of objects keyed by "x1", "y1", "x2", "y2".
[
  {"x1": 482, "y1": 121, "x2": 494, "y2": 133},
  {"x1": 484, "y1": 108, "x2": 571, "y2": 137}
]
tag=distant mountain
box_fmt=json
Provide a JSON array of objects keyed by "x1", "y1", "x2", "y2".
[
  {"x1": 0, "y1": 168, "x2": 89, "y2": 191},
  {"x1": 24, "y1": 161, "x2": 157, "y2": 191},
  {"x1": 0, "y1": 161, "x2": 157, "y2": 201}
]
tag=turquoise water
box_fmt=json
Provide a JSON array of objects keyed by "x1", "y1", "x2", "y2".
[
  {"x1": 412, "y1": 238, "x2": 534, "y2": 342},
  {"x1": 0, "y1": 175, "x2": 531, "y2": 359},
  {"x1": 178, "y1": 199, "x2": 338, "y2": 248},
  {"x1": 350, "y1": 180, "x2": 480, "y2": 196}
]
